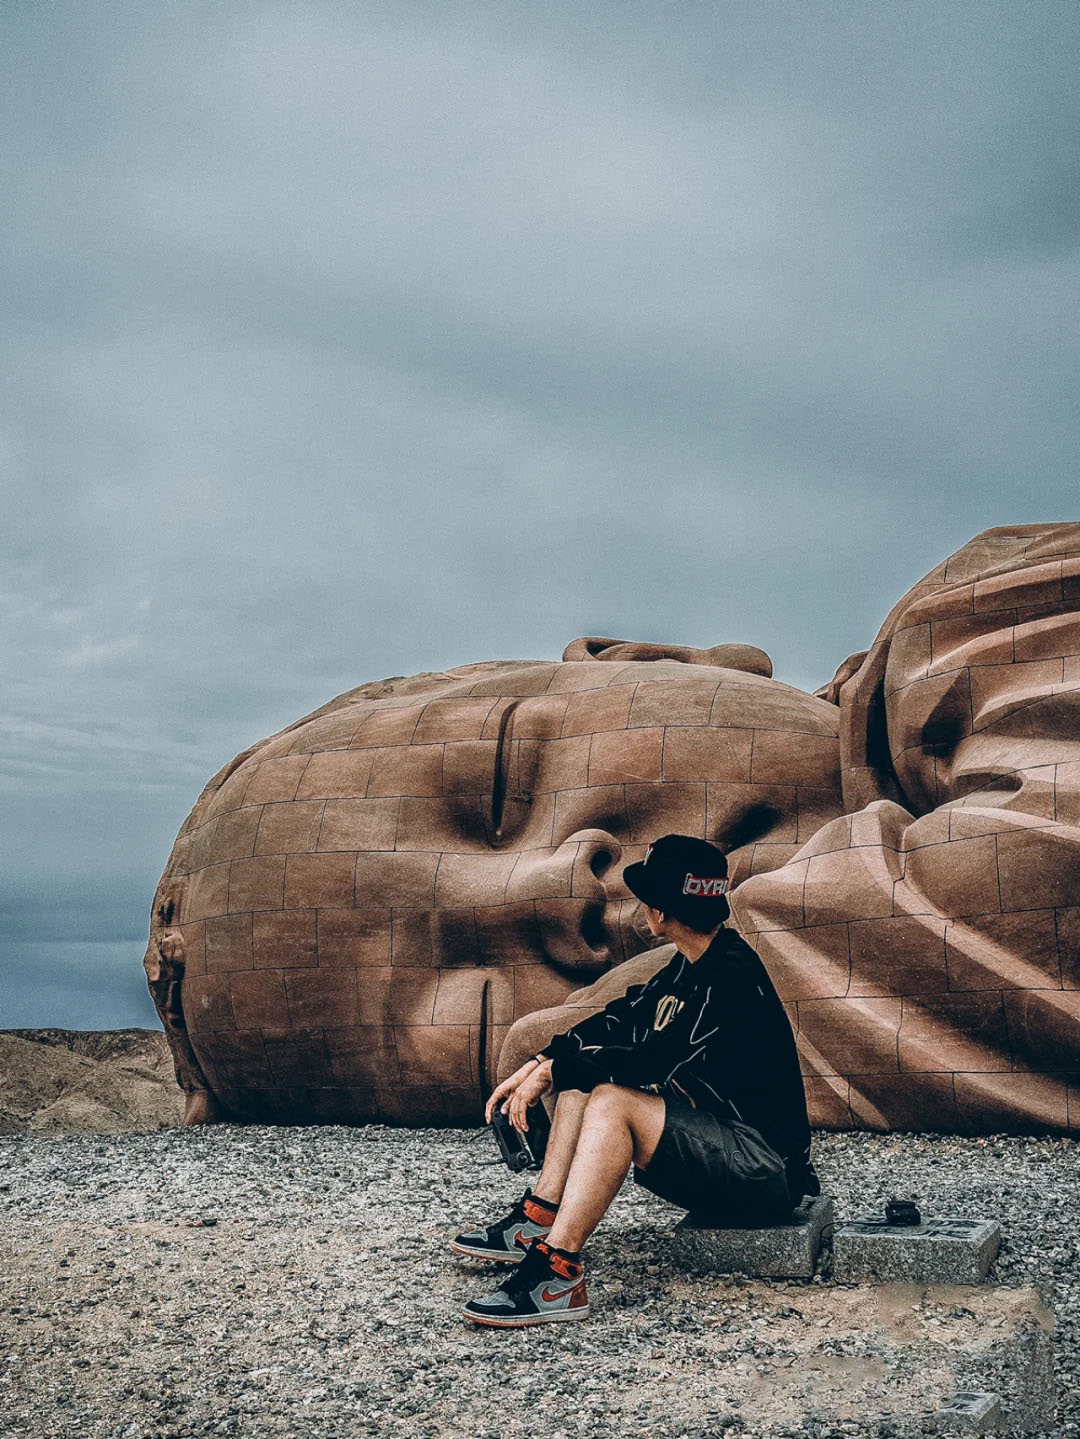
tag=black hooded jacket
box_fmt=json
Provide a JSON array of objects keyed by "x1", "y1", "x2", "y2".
[{"x1": 540, "y1": 926, "x2": 817, "y2": 1195}]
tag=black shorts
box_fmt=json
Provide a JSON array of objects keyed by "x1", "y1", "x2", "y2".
[{"x1": 634, "y1": 1095, "x2": 793, "y2": 1224}]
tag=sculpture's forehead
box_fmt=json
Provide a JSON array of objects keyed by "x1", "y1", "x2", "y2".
[{"x1": 300, "y1": 659, "x2": 834, "y2": 748}]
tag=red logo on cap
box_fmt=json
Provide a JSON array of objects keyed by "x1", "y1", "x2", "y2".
[{"x1": 682, "y1": 874, "x2": 729, "y2": 897}]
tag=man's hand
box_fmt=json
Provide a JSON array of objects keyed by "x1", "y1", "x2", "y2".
[
  {"x1": 484, "y1": 1057, "x2": 553, "y2": 1132},
  {"x1": 506, "y1": 1059, "x2": 552, "y2": 1135}
]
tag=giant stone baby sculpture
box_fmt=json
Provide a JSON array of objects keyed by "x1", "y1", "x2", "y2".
[{"x1": 147, "y1": 524, "x2": 1080, "y2": 1133}]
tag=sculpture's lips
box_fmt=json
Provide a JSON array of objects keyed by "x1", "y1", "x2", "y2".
[{"x1": 539, "y1": 897, "x2": 615, "y2": 975}]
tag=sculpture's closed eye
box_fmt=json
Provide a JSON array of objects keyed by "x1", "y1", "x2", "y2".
[
  {"x1": 488, "y1": 701, "x2": 531, "y2": 844},
  {"x1": 714, "y1": 803, "x2": 783, "y2": 853},
  {"x1": 920, "y1": 717, "x2": 965, "y2": 759}
]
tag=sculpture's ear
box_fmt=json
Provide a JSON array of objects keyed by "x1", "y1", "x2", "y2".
[
  {"x1": 562, "y1": 636, "x2": 628, "y2": 660},
  {"x1": 562, "y1": 636, "x2": 772, "y2": 678}
]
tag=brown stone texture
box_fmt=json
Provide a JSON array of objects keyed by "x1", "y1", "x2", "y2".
[
  {"x1": 730, "y1": 523, "x2": 1080, "y2": 1134},
  {"x1": 147, "y1": 525, "x2": 1080, "y2": 1133}
]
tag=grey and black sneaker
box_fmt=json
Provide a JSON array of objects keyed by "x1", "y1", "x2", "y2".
[
  {"x1": 462, "y1": 1239, "x2": 589, "y2": 1327},
  {"x1": 449, "y1": 1189, "x2": 557, "y2": 1264}
]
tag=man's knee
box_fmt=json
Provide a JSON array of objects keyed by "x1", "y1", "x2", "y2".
[
  {"x1": 586, "y1": 1082, "x2": 633, "y2": 1113},
  {"x1": 587, "y1": 1084, "x2": 663, "y2": 1155}
]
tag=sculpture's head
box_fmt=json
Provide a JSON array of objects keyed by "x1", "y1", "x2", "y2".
[
  {"x1": 734, "y1": 523, "x2": 1080, "y2": 1135},
  {"x1": 150, "y1": 637, "x2": 843, "y2": 1123},
  {"x1": 817, "y1": 522, "x2": 1080, "y2": 818}
]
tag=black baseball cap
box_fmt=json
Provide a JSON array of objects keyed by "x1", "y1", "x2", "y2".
[{"x1": 622, "y1": 834, "x2": 730, "y2": 918}]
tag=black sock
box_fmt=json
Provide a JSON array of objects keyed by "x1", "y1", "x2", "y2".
[
  {"x1": 547, "y1": 1242, "x2": 580, "y2": 1264},
  {"x1": 523, "y1": 1192, "x2": 560, "y2": 1220}
]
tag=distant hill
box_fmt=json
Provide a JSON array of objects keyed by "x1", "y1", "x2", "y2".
[{"x1": 0, "y1": 1029, "x2": 185, "y2": 1135}]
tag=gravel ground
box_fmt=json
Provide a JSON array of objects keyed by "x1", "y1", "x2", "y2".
[{"x1": 0, "y1": 1127, "x2": 1075, "y2": 1438}]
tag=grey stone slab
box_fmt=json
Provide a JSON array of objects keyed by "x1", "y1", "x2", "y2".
[
  {"x1": 669, "y1": 1194, "x2": 834, "y2": 1278},
  {"x1": 936, "y1": 1391, "x2": 1001, "y2": 1431},
  {"x1": 833, "y1": 1215, "x2": 1001, "y2": 1285}
]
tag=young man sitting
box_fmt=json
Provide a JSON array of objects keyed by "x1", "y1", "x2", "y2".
[{"x1": 450, "y1": 833, "x2": 820, "y2": 1327}]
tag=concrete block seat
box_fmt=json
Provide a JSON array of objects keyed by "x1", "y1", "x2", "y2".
[
  {"x1": 833, "y1": 1215, "x2": 1001, "y2": 1285},
  {"x1": 668, "y1": 1194, "x2": 835, "y2": 1279}
]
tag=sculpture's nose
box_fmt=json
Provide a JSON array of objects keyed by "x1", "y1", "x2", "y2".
[
  {"x1": 504, "y1": 827, "x2": 622, "y2": 904},
  {"x1": 502, "y1": 828, "x2": 633, "y2": 972}
]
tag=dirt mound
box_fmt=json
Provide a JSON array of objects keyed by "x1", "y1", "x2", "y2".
[{"x1": 0, "y1": 1029, "x2": 185, "y2": 1135}]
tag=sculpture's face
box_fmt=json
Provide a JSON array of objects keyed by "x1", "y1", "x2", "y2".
[
  {"x1": 883, "y1": 582, "x2": 1080, "y2": 818},
  {"x1": 164, "y1": 656, "x2": 842, "y2": 1123}
]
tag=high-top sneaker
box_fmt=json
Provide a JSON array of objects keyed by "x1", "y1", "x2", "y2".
[
  {"x1": 450, "y1": 1189, "x2": 558, "y2": 1263},
  {"x1": 462, "y1": 1239, "x2": 589, "y2": 1327}
]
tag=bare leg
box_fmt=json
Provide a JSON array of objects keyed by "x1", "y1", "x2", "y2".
[
  {"x1": 546, "y1": 1084, "x2": 665, "y2": 1253},
  {"x1": 532, "y1": 1090, "x2": 589, "y2": 1203}
]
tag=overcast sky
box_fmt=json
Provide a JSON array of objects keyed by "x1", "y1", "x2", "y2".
[{"x1": 2, "y1": 1, "x2": 1078, "y2": 1025}]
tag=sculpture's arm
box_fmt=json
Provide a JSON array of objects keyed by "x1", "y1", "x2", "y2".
[{"x1": 732, "y1": 788, "x2": 1080, "y2": 1134}]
